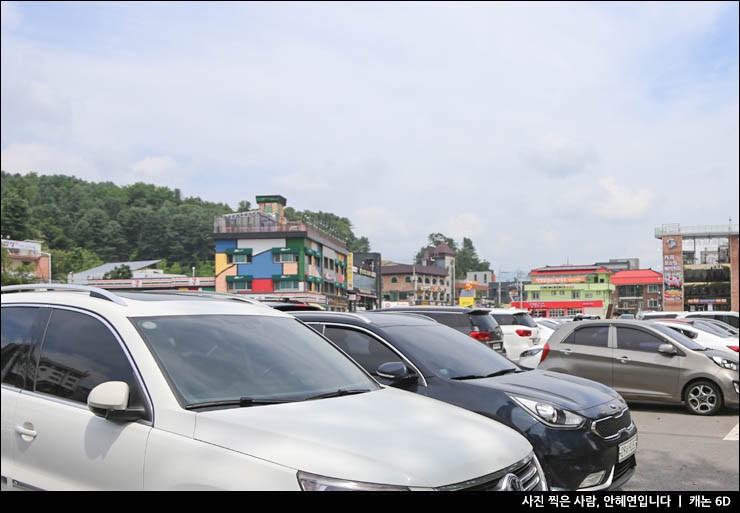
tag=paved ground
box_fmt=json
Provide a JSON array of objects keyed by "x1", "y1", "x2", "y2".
[{"x1": 622, "y1": 403, "x2": 739, "y2": 491}]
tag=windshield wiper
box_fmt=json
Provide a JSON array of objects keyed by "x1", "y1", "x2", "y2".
[
  {"x1": 303, "y1": 388, "x2": 373, "y2": 401},
  {"x1": 451, "y1": 368, "x2": 519, "y2": 380},
  {"x1": 185, "y1": 397, "x2": 292, "y2": 410}
]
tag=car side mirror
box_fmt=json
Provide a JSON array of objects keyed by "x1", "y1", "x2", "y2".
[
  {"x1": 376, "y1": 362, "x2": 417, "y2": 384},
  {"x1": 88, "y1": 381, "x2": 145, "y2": 422},
  {"x1": 658, "y1": 344, "x2": 677, "y2": 356}
]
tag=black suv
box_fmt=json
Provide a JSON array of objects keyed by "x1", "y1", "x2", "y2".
[
  {"x1": 293, "y1": 311, "x2": 637, "y2": 491},
  {"x1": 372, "y1": 306, "x2": 505, "y2": 355}
]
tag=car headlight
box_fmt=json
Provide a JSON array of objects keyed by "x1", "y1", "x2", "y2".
[
  {"x1": 510, "y1": 395, "x2": 585, "y2": 428},
  {"x1": 297, "y1": 471, "x2": 411, "y2": 491},
  {"x1": 710, "y1": 355, "x2": 739, "y2": 372}
]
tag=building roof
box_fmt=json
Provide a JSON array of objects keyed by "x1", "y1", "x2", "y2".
[
  {"x1": 69, "y1": 260, "x2": 161, "y2": 283},
  {"x1": 611, "y1": 269, "x2": 663, "y2": 285},
  {"x1": 530, "y1": 265, "x2": 612, "y2": 275},
  {"x1": 381, "y1": 264, "x2": 448, "y2": 276}
]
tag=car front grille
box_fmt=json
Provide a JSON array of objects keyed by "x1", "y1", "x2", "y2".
[
  {"x1": 591, "y1": 408, "x2": 632, "y2": 439},
  {"x1": 437, "y1": 453, "x2": 546, "y2": 491}
]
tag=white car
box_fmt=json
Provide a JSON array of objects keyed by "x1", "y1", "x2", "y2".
[
  {"x1": 1, "y1": 285, "x2": 546, "y2": 491},
  {"x1": 653, "y1": 320, "x2": 738, "y2": 356},
  {"x1": 639, "y1": 310, "x2": 739, "y2": 330},
  {"x1": 519, "y1": 319, "x2": 564, "y2": 369},
  {"x1": 489, "y1": 308, "x2": 541, "y2": 363}
]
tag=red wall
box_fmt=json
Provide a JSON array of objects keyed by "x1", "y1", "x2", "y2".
[{"x1": 251, "y1": 278, "x2": 274, "y2": 293}]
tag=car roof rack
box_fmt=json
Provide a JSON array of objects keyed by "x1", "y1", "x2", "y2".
[{"x1": 1, "y1": 284, "x2": 128, "y2": 306}]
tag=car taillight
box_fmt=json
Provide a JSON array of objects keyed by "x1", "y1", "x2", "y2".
[
  {"x1": 515, "y1": 329, "x2": 532, "y2": 337},
  {"x1": 727, "y1": 346, "x2": 739, "y2": 352},
  {"x1": 540, "y1": 343, "x2": 550, "y2": 362},
  {"x1": 470, "y1": 331, "x2": 492, "y2": 342}
]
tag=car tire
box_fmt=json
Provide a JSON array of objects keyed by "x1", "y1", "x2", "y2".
[{"x1": 683, "y1": 380, "x2": 723, "y2": 416}]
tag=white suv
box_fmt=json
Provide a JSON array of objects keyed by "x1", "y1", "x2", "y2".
[
  {"x1": 1, "y1": 285, "x2": 546, "y2": 491},
  {"x1": 489, "y1": 308, "x2": 541, "y2": 363}
]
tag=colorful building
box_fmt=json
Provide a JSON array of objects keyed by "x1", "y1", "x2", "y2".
[
  {"x1": 517, "y1": 265, "x2": 615, "y2": 318},
  {"x1": 213, "y1": 195, "x2": 350, "y2": 311}
]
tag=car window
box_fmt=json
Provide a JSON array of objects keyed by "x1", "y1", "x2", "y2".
[
  {"x1": 34, "y1": 309, "x2": 147, "y2": 413},
  {"x1": 422, "y1": 312, "x2": 470, "y2": 330},
  {"x1": 616, "y1": 327, "x2": 665, "y2": 353},
  {"x1": 491, "y1": 313, "x2": 516, "y2": 325},
  {"x1": 324, "y1": 327, "x2": 402, "y2": 374},
  {"x1": 133, "y1": 315, "x2": 378, "y2": 407},
  {"x1": 1, "y1": 306, "x2": 50, "y2": 389},
  {"x1": 650, "y1": 323, "x2": 706, "y2": 351},
  {"x1": 469, "y1": 313, "x2": 498, "y2": 332},
  {"x1": 512, "y1": 313, "x2": 537, "y2": 328},
  {"x1": 563, "y1": 326, "x2": 609, "y2": 347},
  {"x1": 381, "y1": 324, "x2": 516, "y2": 379}
]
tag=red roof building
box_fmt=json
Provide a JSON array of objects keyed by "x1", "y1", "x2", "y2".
[{"x1": 611, "y1": 269, "x2": 663, "y2": 315}]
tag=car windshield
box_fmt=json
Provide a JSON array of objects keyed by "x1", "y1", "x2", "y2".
[
  {"x1": 650, "y1": 323, "x2": 707, "y2": 351},
  {"x1": 132, "y1": 314, "x2": 378, "y2": 408},
  {"x1": 382, "y1": 324, "x2": 518, "y2": 380}
]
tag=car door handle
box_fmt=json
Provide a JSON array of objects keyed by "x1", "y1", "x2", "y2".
[
  {"x1": 617, "y1": 356, "x2": 630, "y2": 364},
  {"x1": 15, "y1": 425, "x2": 37, "y2": 440},
  {"x1": 562, "y1": 348, "x2": 573, "y2": 355}
]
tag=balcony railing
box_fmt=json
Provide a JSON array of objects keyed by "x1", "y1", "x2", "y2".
[{"x1": 655, "y1": 224, "x2": 739, "y2": 238}]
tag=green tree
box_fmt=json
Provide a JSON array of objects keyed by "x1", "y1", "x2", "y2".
[
  {"x1": 1, "y1": 189, "x2": 31, "y2": 240},
  {"x1": 103, "y1": 264, "x2": 133, "y2": 279}
]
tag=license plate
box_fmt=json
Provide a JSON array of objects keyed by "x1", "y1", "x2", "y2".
[
  {"x1": 491, "y1": 342, "x2": 503, "y2": 351},
  {"x1": 618, "y1": 435, "x2": 638, "y2": 462}
]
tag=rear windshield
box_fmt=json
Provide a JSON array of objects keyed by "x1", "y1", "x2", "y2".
[{"x1": 492, "y1": 312, "x2": 537, "y2": 328}]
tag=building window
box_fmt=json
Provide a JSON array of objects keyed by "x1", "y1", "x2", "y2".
[
  {"x1": 227, "y1": 281, "x2": 251, "y2": 291},
  {"x1": 531, "y1": 292, "x2": 540, "y2": 299},
  {"x1": 648, "y1": 299, "x2": 660, "y2": 308},
  {"x1": 405, "y1": 276, "x2": 412, "y2": 283},
  {"x1": 391, "y1": 277, "x2": 398, "y2": 283},
  {"x1": 275, "y1": 280, "x2": 300, "y2": 291},
  {"x1": 273, "y1": 253, "x2": 296, "y2": 263},
  {"x1": 566, "y1": 308, "x2": 583, "y2": 316},
  {"x1": 647, "y1": 285, "x2": 660, "y2": 294},
  {"x1": 572, "y1": 291, "x2": 580, "y2": 300}
]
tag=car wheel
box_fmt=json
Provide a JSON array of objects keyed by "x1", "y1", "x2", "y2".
[{"x1": 683, "y1": 380, "x2": 723, "y2": 416}]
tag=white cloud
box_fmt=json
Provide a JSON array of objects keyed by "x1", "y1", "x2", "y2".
[
  {"x1": 520, "y1": 133, "x2": 599, "y2": 177},
  {"x1": 592, "y1": 177, "x2": 655, "y2": 221},
  {"x1": 130, "y1": 155, "x2": 180, "y2": 178},
  {"x1": 1, "y1": 143, "x2": 99, "y2": 180}
]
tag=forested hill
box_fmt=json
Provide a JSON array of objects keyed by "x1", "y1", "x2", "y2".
[{"x1": 0, "y1": 171, "x2": 369, "y2": 280}]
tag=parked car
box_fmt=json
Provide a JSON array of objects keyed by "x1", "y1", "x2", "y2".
[
  {"x1": 489, "y1": 308, "x2": 541, "y2": 362},
  {"x1": 292, "y1": 310, "x2": 637, "y2": 491},
  {"x1": 639, "y1": 311, "x2": 739, "y2": 329},
  {"x1": 519, "y1": 318, "x2": 565, "y2": 369},
  {"x1": 1, "y1": 284, "x2": 545, "y2": 491},
  {"x1": 371, "y1": 306, "x2": 505, "y2": 355},
  {"x1": 654, "y1": 320, "x2": 738, "y2": 355},
  {"x1": 538, "y1": 319, "x2": 739, "y2": 416},
  {"x1": 681, "y1": 311, "x2": 739, "y2": 329}
]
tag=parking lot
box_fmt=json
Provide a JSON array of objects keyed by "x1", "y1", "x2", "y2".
[{"x1": 622, "y1": 404, "x2": 739, "y2": 491}]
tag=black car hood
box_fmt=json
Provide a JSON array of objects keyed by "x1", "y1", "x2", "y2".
[{"x1": 469, "y1": 369, "x2": 623, "y2": 413}]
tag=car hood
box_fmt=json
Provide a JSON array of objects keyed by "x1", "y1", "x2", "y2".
[
  {"x1": 193, "y1": 387, "x2": 532, "y2": 488},
  {"x1": 470, "y1": 369, "x2": 623, "y2": 413}
]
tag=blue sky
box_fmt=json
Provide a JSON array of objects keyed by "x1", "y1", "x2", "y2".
[{"x1": 2, "y1": 1, "x2": 738, "y2": 276}]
